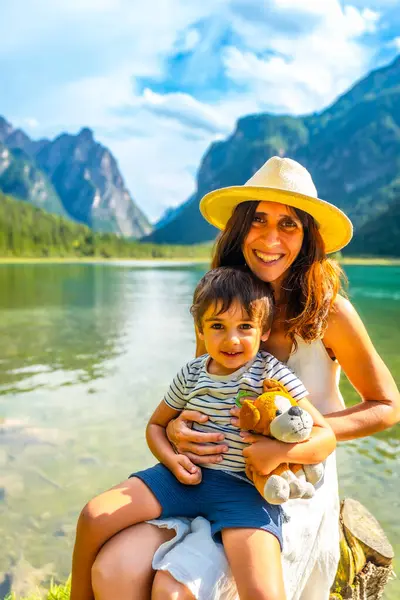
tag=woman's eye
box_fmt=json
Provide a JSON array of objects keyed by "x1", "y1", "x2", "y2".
[
  {"x1": 253, "y1": 214, "x2": 266, "y2": 224},
  {"x1": 280, "y1": 219, "x2": 297, "y2": 229}
]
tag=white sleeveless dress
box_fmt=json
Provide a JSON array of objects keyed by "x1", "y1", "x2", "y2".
[{"x1": 148, "y1": 338, "x2": 345, "y2": 600}]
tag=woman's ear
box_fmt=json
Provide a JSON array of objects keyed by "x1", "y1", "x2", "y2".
[{"x1": 261, "y1": 329, "x2": 271, "y2": 342}]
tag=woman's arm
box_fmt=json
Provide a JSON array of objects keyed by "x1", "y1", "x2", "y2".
[
  {"x1": 239, "y1": 398, "x2": 336, "y2": 475},
  {"x1": 323, "y1": 295, "x2": 400, "y2": 441},
  {"x1": 287, "y1": 396, "x2": 337, "y2": 462}
]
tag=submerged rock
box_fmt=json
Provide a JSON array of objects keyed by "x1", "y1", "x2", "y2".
[
  {"x1": 2, "y1": 555, "x2": 54, "y2": 597},
  {"x1": 0, "y1": 418, "x2": 61, "y2": 447},
  {"x1": 0, "y1": 573, "x2": 11, "y2": 599}
]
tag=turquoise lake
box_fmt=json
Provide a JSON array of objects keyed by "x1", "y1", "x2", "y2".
[{"x1": 0, "y1": 262, "x2": 399, "y2": 598}]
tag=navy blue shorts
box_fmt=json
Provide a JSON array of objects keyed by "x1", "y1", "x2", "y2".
[{"x1": 131, "y1": 464, "x2": 283, "y2": 549}]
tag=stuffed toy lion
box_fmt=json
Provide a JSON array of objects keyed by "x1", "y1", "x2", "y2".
[{"x1": 237, "y1": 379, "x2": 324, "y2": 505}]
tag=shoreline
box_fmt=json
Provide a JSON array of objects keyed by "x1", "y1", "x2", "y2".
[
  {"x1": 0, "y1": 256, "x2": 399, "y2": 266},
  {"x1": 340, "y1": 257, "x2": 400, "y2": 266},
  {"x1": 0, "y1": 256, "x2": 211, "y2": 266}
]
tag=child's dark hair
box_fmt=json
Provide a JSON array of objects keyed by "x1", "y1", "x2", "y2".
[{"x1": 191, "y1": 267, "x2": 274, "y2": 333}]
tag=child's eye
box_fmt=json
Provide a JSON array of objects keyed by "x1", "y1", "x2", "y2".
[
  {"x1": 239, "y1": 323, "x2": 253, "y2": 330},
  {"x1": 210, "y1": 323, "x2": 223, "y2": 330}
]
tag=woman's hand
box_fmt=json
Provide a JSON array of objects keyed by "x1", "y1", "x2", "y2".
[
  {"x1": 166, "y1": 410, "x2": 229, "y2": 465},
  {"x1": 240, "y1": 432, "x2": 286, "y2": 475}
]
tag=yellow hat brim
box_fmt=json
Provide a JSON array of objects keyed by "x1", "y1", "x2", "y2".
[{"x1": 199, "y1": 185, "x2": 353, "y2": 254}]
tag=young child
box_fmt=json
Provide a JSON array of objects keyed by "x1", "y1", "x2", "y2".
[{"x1": 71, "y1": 267, "x2": 336, "y2": 600}]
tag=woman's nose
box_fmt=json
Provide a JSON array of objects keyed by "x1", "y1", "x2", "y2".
[{"x1": 261, "y1": 226, "x2": 280, "y2": 245}]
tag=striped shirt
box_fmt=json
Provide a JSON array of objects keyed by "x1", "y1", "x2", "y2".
[{"x1": 164, "y1": 351, "x2": 308, "y2": 472}]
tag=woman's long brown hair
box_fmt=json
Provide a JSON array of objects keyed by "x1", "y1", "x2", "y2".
[{"x1": 211, "y1": 201, "x2": 346, "y2": 343}]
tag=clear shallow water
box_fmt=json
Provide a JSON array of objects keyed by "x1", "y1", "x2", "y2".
[{"x1": 0, "y1": 262, "x2": 399, "y2": 598}]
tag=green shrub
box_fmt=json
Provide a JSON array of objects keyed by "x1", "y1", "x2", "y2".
[{"x1": 4, "y1": 578, "x2": 70, "y2": 600}]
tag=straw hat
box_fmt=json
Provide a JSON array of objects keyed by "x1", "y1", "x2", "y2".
[{"x1": 199, "y1": 156, "x2": 353, "y2": 253}]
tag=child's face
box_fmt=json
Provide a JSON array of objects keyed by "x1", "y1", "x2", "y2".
[{"x1": 198, "y1": 299, "x2": 270, "y2": 375}]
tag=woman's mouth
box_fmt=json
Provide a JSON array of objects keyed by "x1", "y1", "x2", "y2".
[{"x1": 253, "y1": 250, "x2": 284, "y2": 266}]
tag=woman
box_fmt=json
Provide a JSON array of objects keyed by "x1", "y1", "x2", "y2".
[{"x1": 90, "y1": 156, "x2": 400, "y2": 600}]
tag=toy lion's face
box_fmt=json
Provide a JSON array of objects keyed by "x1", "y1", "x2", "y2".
[
  {"x1": 241, "y1": 389, "x2": 314, "y2": 443},
  {"x1": 268, "y1": 393, "x2": 313, "y2": 442}
]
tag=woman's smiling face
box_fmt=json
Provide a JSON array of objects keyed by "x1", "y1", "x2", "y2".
[{"x1": 242, "y1": 201, "x2": 304, "y2": 285}]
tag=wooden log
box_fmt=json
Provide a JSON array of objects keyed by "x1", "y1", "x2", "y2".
[{"x1": 330, "y1": 498, "x2": 394, "y2": 600}]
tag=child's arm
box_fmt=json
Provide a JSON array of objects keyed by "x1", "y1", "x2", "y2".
[{"x1": 147, "y1": 401, "x2": 202, "y2": 485}]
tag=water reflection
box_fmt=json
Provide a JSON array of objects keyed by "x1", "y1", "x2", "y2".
[{"x1": 0, "y1": 265, "x2": 134, "y2": 393}]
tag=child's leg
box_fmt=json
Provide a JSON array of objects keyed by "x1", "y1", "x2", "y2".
[
  {"x1": 222, "y1": 528, "x2": 286, "y2": 600},
  {"x1": 71, "y1": 477, "x2": 162, "y2": 600}
]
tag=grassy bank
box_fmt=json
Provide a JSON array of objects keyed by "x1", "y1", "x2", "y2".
[
  {"x1": 0, "y1": 256, "x2": 399, "y2": 266},
  {"x1": 0, "y1": 256, "x2": 211, "y2": 264},
  {"x1": 4, "y1": 579, "x2": 70, "y2": 600}
]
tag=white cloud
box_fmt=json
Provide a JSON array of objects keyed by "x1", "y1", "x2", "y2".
[
  {"x1": 120, "y1": 89, "x2": 234, "y2": 135},
  {"x1": 0, "y1": 0, "x2": 117, "y2": 54},
  {"x1": 13, "y1": 117, "x2": 40, "y2": 131},
  {"x1": 223, "y1": 1, "x2": 380, "y2": 114},
  {"x1": 0, "y1": 0, "x2": 211, "y2": 70},
  {"x1": 342, "y1": 6, "x2": 379, "y2": 35},
  {"x1": 390, "y1": 37, "x2": 400, "y2": 50}
]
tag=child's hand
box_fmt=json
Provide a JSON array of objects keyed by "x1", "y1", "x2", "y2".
[
  {"x1": 241, "y1": 433, "x2": 285, "y2": 475},
  {"x1": 230, "y1": 404, "x2": 244, "y2": 427},
  {"x1": 171, "y1": 454, "x2": 202, "y2": 485}
]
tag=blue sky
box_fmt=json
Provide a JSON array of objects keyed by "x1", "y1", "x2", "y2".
[{"x1": 1, "y1": 0, "x2": 399, "y2": 222}]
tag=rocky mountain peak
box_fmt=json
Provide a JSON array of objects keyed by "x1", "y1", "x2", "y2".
[
  {"x1": 0, "y1": 116, "x2": 14, "y2": 143},
  {"x1": 0, "y1": 118, "x2": 152, "y2": 238},
  {"x1": 6, "y1": 129, "x2": 34, "y2": 154},
  {"x1": 77, "y1": 127, "x2": 94, "y2": 141}
]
